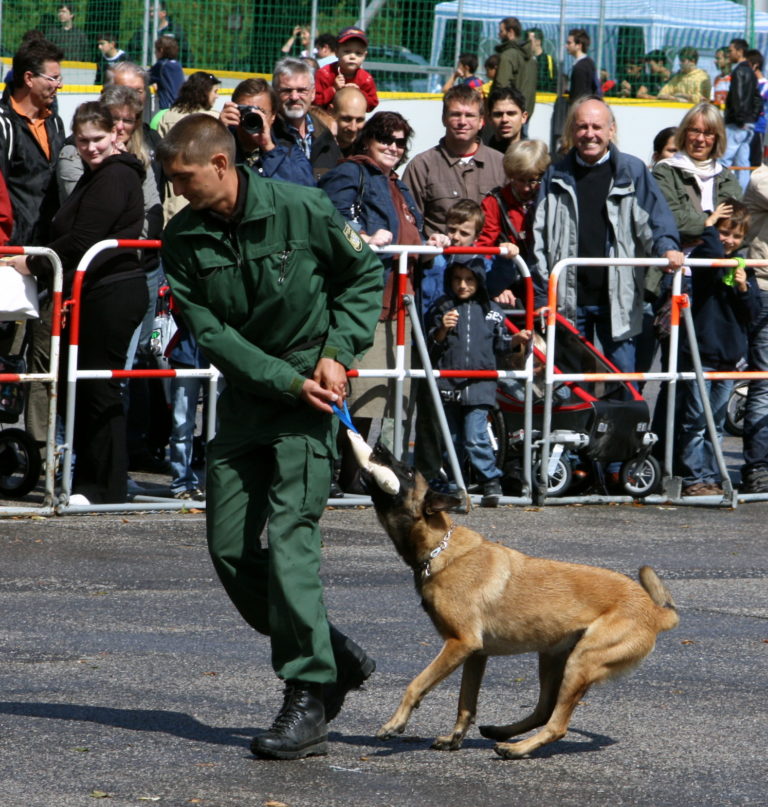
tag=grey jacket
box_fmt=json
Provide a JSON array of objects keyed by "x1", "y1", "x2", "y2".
[{"x1": 532, "y1": 145, "x2": 680, "y2": 340}]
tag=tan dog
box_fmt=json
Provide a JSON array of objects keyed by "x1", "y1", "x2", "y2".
[{"x1": 352, "y1": 436, "x2": 679, "y2": 759}]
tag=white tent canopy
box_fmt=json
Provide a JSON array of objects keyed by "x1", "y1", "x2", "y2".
[{"x1": 430, "y1": 0, "x2": 768, "y2": 74}]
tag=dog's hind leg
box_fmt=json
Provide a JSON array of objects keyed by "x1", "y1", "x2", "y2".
[
  {"x1": 494, "y1": 617, "x2": 656, "y2": 759},
  {"x1": 479, "y1": 648, "x2": 569, "y2": 741},
  {"x1": 377, "y1": 637, "x2": 477, "y2": 740},
  {"x1": 432, "y1": 653, "x2": 488, "y2": 750}
]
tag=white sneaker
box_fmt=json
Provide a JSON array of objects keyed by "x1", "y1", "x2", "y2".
[{"x1": 68, "y1": 493, "x2": 91, "y2": 506}]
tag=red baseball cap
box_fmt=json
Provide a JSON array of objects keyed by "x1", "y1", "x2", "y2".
[{"x1": 337, "y1": 27, "x2": 368, "y2": 47}]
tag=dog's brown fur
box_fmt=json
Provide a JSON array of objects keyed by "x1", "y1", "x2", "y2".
[{"x1": 363, "y1": 444, "x2": 679, "y2": 759}]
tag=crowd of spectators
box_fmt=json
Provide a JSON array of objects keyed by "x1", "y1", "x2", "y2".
[{"x1": 2, "y1": 16, "x2": 768, "y2": 504}]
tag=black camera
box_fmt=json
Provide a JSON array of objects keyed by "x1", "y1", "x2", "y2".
[{"x1": 237, "y1": 105, "x2": 264, "y2": 135}]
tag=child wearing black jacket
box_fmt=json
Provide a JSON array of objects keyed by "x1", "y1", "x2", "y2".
[
  {"x1": 679, "y1": 199, "x2": 761, "y2": 496},
  {"x1": 427, "y1": 255, "x2": 526, "y2": 506}
]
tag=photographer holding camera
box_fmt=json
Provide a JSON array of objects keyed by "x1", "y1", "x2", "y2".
[{"x1": 219, "y1": 78, "x2": 315, "y2": 187}]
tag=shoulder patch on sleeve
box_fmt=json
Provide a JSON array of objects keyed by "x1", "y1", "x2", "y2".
[{"x1": 343, "y1": 222, "x2": 364, "y2": 252}]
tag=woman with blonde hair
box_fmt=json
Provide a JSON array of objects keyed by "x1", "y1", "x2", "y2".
[{"x1": 652, "y1": 101, "x2": 741, "y2": 246}]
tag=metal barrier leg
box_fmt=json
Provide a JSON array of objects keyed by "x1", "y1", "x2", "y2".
[{"x1": 680, "y1": 305, "x2": 736, "y2": 507}]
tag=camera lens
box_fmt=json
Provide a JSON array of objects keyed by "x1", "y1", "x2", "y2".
[{"x1": 238, "y1": 105, "x2": 264, "y2": 135}]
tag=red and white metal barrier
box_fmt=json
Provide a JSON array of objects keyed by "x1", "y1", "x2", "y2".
[
  {"x1": 59, "y1": 239, "x2": 220, "y2": 513},
  {"x1": 0, "y1": 246, "x2": 64, "y2": 515}
]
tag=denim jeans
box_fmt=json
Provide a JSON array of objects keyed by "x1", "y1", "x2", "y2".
[
  {"x1": 721, "y1": 124, "x2": 755, "y2": 191},
  {"x1": 743, "y1": 288, "x2": 768, "y2": 473},
  {"x1": 169, "y1": 371, "x2": 204, "y2": 494},
  {"x1": 444, "y1": 403, "x2": 502, "y2": 484},
  {"x1": 679, "y1": 366, "x2": 733, "y2": 486},
  {"x1": 575, "y1": 304, "x2": 636, "y2": 373}
]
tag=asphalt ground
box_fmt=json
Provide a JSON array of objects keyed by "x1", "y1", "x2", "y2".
[{"x1": 1, "y1": 480, "x2": 767, "y2": 807}]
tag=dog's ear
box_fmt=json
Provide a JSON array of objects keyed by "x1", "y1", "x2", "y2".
[{"x1": 424, "y1": 487, "x2": 462, "y2": 514}]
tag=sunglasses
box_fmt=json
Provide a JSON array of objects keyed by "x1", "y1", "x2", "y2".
[{"x1": 378, "y1": 135, "x2": 407, "y2": 149}]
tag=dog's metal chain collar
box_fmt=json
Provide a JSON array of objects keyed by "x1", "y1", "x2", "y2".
[{"x1": 419, "y1": 523, "x2": 455, "y2": 580}]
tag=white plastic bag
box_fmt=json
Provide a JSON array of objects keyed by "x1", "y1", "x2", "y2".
[{"x1": 0, "y1": 267, "x2": 39, "y2": 320}]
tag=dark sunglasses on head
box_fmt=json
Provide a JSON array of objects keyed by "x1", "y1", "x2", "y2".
[{"x1": 378, "y1": 135, "x2": 407, "y2": 149}]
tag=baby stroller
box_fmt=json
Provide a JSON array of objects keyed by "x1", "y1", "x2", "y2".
[
  {"x1": 0, "y1": 354, "x2": 41, "y2": 499},
  {"x1": 491, "y1": 311, "x2": 660, "y2": 497}
]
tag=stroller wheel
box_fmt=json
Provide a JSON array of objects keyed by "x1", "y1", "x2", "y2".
[
  {"x1": 724, "y1": 381, "x2": 748, "y2": 437},
  {"x1": 620, "y1": 455, "x2": 661, "y2": 498},
  {"x1": 534, "y1": 454, "x2": 572, "y2": 497},
  {"x1": 0, "y1": 428, "x2": 42, "y2": 499}
]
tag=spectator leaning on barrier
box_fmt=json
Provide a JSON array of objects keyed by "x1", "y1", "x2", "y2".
[
  {"x1": 491, "y1": 16, "x2": 536, "y2": 120},
  {"x1": 740, "y1": 164, "x2": 768, "y2": 493},
  {"x1": 272, "y1": 57, "x2": 342, "y2": 181},
  {"x1": 531, "y1": 96, "x2": 683, "y2": 374},
  {"x1": 94, "y1": 33, "x2": 127, "y2": 85},
  {"x1": 219, "y1": 77, "x2": 315, "y2": 186},
  {"x1": 526, "y1": 28, "x2": 556, "y2": 94},
  {"x1": 313, "y1": 27, "x2": 378, "y2": 112},
  {"x1": 158, "y1": 113, "x2": 382, "y2": 761}
]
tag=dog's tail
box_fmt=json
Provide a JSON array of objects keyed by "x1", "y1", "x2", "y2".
[{"x1": 639, "y1": 565, "x2": 680, "y2": 632}]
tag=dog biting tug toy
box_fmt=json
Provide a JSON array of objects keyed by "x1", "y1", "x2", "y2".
[{"x1": 346, "y1": 429, "x2": 400, "y2": 495}]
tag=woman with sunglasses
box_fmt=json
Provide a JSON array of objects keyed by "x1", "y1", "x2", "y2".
[
  {"x1": 318, "y1": 111, "x2": 428, "y2": 484},
  {"x1": 7, "y1": 101, "x2": 146, "y2": 504}
]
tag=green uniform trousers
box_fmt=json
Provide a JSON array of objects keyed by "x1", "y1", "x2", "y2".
[{"x1": 206, "y1": 427, "x2": 336, "y2": 685}]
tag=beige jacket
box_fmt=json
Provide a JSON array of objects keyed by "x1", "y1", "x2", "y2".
[{"x1": 745, "y1": 164, "x2": 768, "y2": 290}]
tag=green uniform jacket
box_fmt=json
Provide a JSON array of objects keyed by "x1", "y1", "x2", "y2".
[
  {"x1": 162, "y1": 170, "x2": 383, "y2": 443},
  {"x1": 652, "y1": 161, "x2": 742, "y2": 244}
]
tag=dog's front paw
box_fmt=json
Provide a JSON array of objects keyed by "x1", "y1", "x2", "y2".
[
  {"x1": 376, "y1": 721, "x2": 405, "y2": 740},
  {"x1": 431, "y1": 732, "x2": 464, "y2": 751},
  {"x1": 494, "y1": 741, "x2": 531, "y2": 760}
]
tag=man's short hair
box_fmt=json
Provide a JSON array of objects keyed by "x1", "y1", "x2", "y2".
[
  {"x1": 12, "y1": 38, "x2": 64, "y2": 89},
  {"x1": 445, "y1": 198, "x2": 485, "y2": 234},
  {"x1": 272, "y1": 56, "x2": 314, "y2": 89},
  {"x1": 458, "y1": 52, "x2": 478, "y2": 74},
  {"x1": 503, "y1": 139, "x2": 550, "y2": 179},
  {"x1": 442, "y1": 84, "x2": 483, "y2": 117},
  {"x1": 487, "y1": 85, "x2": 526, "y2": 115},
  {"x1": 500, "y1": 17, "x2": 522, "y2": 38},
  {"x1": 678, "y1": 46, "x2": 698, "y2": 63},
  {"x1": 730, "y1": 38, "x2": 749, "y2": 55},
  {"x1": 232, "y1": 77, "x2": 278, "y2": 111},
  {"x1": 97, "y1": 32, "x2": 118, "y2": 45},
  {"x1": 568, "y1": 28, "x2": 590, "y2": 53},
  {"x1": 484, "y1": 54, "x2": 500, "y2": 73},
  {"x1": 155, "y1": 35, "x2": 179, "y2": 60},
  {"x1": 157, "y1": 113, "x2": 236, "y2": 166},
  {"x1": 746, "y1": 48, "x2": 764, "y2": 71},
  {"x1": 110, "y1": 61, "x2": 149, "y2": 84},
  {"x1": 59, "y1": 3, "x2": 76, "y2": 13},
  {"x1": 315, "y1": 33, "x2": 337, "y2": 52},
  {"x1": 644, "y1": 49, "x2": 668, "y2": 65},
  {"x1": 526, "y1": 27, "x2": 544, "y2": 44}
]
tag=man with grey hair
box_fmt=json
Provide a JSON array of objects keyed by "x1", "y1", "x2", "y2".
[
  {"x1": 272, "y1": 56, "x2": 341, "y2": 180},
  {"x1": 532, "y1": 96, "x2": 683, "y2": 374}
]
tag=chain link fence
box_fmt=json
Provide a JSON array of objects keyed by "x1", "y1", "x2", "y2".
[{"x1": 0, "y1": 0, "x2": 765, "y2": 93}]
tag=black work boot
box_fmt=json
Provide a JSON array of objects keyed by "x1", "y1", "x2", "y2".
[
  {"x1": 323, "y1": 626, "x2": 376, "y2": 723},
  {"x1": 250, "y1": 681, "x2": 328, "y2": 760}
]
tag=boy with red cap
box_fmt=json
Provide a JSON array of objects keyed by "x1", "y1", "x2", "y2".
[{"x1": 314, "y1": 27, "x2": 379, "y2": 111}]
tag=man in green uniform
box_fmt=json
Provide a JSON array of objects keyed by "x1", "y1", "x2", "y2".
[{"x1": 158, "y1": 114, "x2": 382, "y2": 760}]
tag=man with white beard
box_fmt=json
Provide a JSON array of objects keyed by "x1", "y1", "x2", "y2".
[{"x1": 272, "y1": 57, "x2": 341, "y2": 181}]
